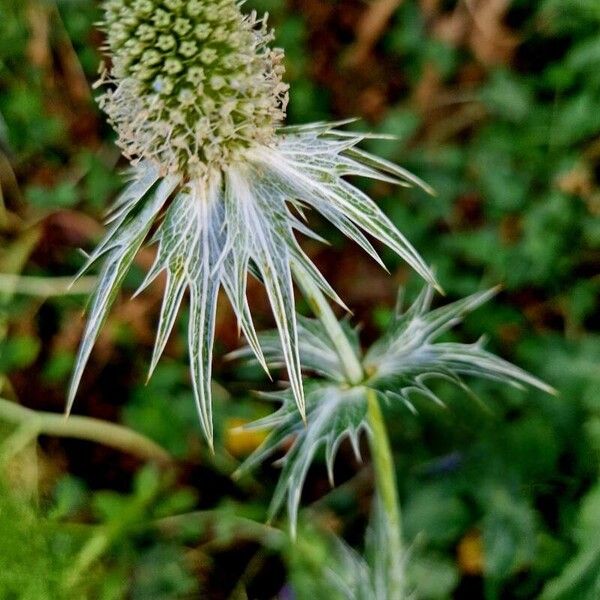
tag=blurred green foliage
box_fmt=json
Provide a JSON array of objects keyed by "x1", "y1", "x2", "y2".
[
  {"x1": 0, "y1": 0, "x2": 598, "y2": 598},
  {"x1": 0, "y1": 467, "x2": 200, "y2": 599}
]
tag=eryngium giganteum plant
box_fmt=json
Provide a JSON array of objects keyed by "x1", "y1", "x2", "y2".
[{"x1": 69, "y1": 0, "x2": 440, "y2": 445}]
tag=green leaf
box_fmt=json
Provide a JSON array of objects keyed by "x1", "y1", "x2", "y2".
[
  {"x1": 408, "y1": 553, "x2": 459, "y2": 600},
  {"x1": 541, "y1": 484, "x2": 600, "y2": 599},
  {"x1": 403, "y1": 484, "x2": 470, "y2": 547},
  {"x1": 0, "y1": 335, "x2": 40, "y2": 372}
]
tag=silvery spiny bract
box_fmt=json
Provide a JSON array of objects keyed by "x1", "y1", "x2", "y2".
[
  {"x1": 69, "y1": 0, "x2": 440, "y2": 445},
  {"x1": 233, "y1": 285, "x2": 555, "y2": 533},
  {"x1": 292, "y1": 499, "x2": 394, "y2": 600}
]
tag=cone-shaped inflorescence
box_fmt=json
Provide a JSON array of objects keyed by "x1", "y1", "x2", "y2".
[{"x1": 99, "y1": 0, "x2": 288, "y2": 178}]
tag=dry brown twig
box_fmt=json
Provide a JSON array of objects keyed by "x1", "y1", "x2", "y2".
[{"x1": 347, "y1": 0, "x2": 404, "y2": 67}]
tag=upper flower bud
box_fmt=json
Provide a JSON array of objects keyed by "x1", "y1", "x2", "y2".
[{"x1": 98, "y1": 0, "x2": 289, "y2": 179}]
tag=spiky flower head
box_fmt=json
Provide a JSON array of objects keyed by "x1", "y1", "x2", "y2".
[
  {"x1": 99, "y1": 0, "x2": 288, "y2": 178},
  {"x1": 70, "y1": 0, "x2": 440, "y2": 447}
]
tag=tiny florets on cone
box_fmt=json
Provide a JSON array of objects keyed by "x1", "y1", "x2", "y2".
[{"x1": 98, "y1": 0, "x2": 289, "y2": 179}]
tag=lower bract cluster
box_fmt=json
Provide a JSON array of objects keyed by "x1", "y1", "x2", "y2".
[{"x1": 99, "y1": 0, "x2": 289, "y2": 179}]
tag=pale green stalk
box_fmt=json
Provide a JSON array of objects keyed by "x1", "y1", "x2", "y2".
[
  {"x1": 0, "y1": 398, "x2": 171, "y2": 464},
  {"x1": 294, "y1": 266, "x2": 404, "y2": 599},
  {"x1": 367, "y1": 387, "x2": 404, "y2": 599},
  {"x1": 0, "y1": 274, "x2": 97, "y2": 297},
  {"x1": 293, "y1": 266, "x2": 363, "y2": 385}
]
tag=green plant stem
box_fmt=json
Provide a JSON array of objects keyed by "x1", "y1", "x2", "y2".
[
  {"x1": 0, "y1": 397, "x2": 171, "y2": 464},
  {"x1": 293, "y1": 265, "x2": 363, "y2": 384},
  {"x1": 0, "y1": 274, "x2": 97, "y2": 297},
  {"x1": 295, "y1": 266, "x2": 404, "y2": 598},
  {"x1": 367, "y1": 387, "x2": 404, "y2": 599},
  {"x1": 155, "y1": 510, "x2": 286, "y2": 549}
]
